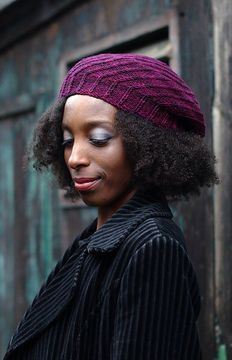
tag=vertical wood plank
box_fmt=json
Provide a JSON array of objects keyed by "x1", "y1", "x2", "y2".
[
  {"x1": 176, "y1": 0, "x2": 216, "y2": 358},
  {"x1": 212, "y1": 0, "x2": 232, "y2": 357},
  {"x1": 0, "y1": 120, "x2": 15, "y2": 353}
]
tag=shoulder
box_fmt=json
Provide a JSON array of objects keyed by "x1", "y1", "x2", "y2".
[
  {"x1": 124, "y1": 216, "x2": 200, "y2": 300},
  {"x1": 121, "y1": 217, "x2": 201, "y2": 309},
  {"x1": 119, "y1": 214, "x2": 201, "y2": 292},
  {"x1": 126, "y1": 215, "x2": 187, "y2": 255}
]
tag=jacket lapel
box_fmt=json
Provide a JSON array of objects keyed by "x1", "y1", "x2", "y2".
[{"x1": 5, "y1": 241, "x2": 88, "y2": 357}]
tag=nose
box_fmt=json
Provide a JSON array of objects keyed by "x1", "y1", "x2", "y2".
[{"x1": 66, "y1": 142, "x2": 90, "y2": 169}]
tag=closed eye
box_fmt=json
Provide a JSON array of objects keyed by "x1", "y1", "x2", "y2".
[
  {"x1": 89, "y1": 136, "x2": 112, "y2": 146},
  {"x1": 62, "y1": 138, "x2": 73, "y2": 147}
]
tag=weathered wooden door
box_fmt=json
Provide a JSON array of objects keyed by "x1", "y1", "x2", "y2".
[
  {"x1": 0, "y1": 107, "x2": 61, "y2": 356},
  {"x1": 0, "y1": 101, "x2": 97, "y2": 356}
]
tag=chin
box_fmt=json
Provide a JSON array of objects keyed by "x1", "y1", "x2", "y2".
[{"x1": 78, "y1": 192, "x2": 101, "y2": 207}]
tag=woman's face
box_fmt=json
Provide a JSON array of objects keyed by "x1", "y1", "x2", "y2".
[{"x1": 62, "y1": 94, "x2": 135, "y2": 216}]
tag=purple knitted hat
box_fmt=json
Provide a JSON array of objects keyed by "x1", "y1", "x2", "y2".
[{"x1": 59, "y1": 53, "x2": 205, "y2": 136}]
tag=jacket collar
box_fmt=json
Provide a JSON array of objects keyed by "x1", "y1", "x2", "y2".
[
  {"x1": 5, "y1": 190, "x2": 172, "y2": 358},
  {"x1": 86, "y1": 190, "x2": 172, "y2": 253}
]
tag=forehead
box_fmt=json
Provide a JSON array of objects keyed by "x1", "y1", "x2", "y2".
[{"x1": 62, "y1": 94, "x2": 117, "y2": 128}]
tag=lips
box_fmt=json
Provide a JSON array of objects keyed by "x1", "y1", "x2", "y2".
[{"x1": 73, "y1": 177, "x2": 102, "y2": 191}]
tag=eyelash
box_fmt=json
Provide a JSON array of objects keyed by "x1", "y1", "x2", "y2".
[
  {"x1": 62, "y1": 139, "x2": 73, "y2": 147},
  {"x1": 89, "y1": 137, "x2": 112, "y2": 146},
  {"x1": 61, "y1": 137, "x2": 112, "y2": 148}
]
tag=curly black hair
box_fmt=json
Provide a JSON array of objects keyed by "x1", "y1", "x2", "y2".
[{"x1": 28, "y1": 98, "x2": 218, "y2": 200}]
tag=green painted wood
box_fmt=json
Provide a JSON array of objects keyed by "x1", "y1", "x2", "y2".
[
  {"x1": 218, "y1": 345, "x2": 228, "y2": 360},
  {"x1": 25, "y1": 165, "x2": 42, "y2": 303},
  {"x1": 0, "y1": 120, "x2": 15, "y2": 354},
  {"x1": 0, "y1": 107, "x2": 62, "y2": 356}
]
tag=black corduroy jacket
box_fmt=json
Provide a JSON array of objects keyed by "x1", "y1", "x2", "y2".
[{"x1": 4, "y1": 191, "x2": 202, "y2": 360}]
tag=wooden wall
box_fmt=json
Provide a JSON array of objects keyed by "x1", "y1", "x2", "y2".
[
  {"x1": 0, "y1": 0, "x2": 230, "y2": 358},
  {"x1": 175, "y1": 1, "x2": 216, "y2": 358},
  {"x1": 212, "y1": 0, "x2": 232, "y2": 358}
]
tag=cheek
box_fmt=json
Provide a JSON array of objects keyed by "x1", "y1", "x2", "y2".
[
  {"x1": 63, "y1": 149, "x2": 71, "y2": 167},
  {"x1": 106, "y1": 146, "x2": 133, "y2": 181}
]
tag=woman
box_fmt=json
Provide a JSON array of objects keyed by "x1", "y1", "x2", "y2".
[{"x1": 4, "y1": 54, "x2": 218, "y2": 359}]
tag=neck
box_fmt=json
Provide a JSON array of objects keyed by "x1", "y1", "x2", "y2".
[{"x1": 97, "y1": 189, "x2": 136, "y2": 229}]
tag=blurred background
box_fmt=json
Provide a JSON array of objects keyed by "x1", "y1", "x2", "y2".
[{"x1": 0, "y1": 0, "x2": 231, "y2": 359}]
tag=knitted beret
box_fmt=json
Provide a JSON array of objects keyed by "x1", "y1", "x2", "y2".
[{"x1": 59, "y1": 53, "x2": 205, "y2": 136}]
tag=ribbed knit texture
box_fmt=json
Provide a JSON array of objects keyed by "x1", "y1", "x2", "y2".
[
  {"x1": 4, "y1": 191, "x2": 202, "y2": 359},
  {"x1": 59, "y1": 53, "x2": 205, "y2": 136}
]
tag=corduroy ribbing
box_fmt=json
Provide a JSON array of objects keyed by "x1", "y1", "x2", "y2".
[{"x1": 4, "y1": 191, "x2": 202, "y2": 359}]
